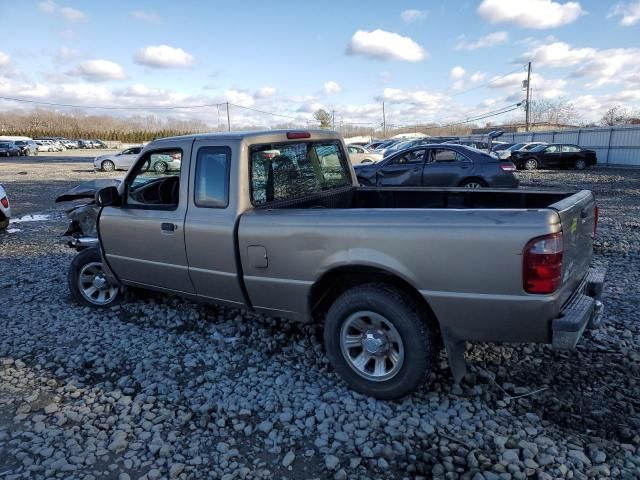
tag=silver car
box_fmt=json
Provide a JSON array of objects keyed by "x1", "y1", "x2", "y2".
[
  {"x1": 0, "y1": 184, "x2": 11, "y2": 230},
  {"x1": 94, "y1": 147, "x2": 143, "y2": 172},
  {"x1": 346, "y1": 144, "x2": 383, "y2": 165}
]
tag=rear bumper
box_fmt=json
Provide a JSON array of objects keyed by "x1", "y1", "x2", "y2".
[{"x1": 552, "y1": 266, "x2": 606, "y2": 349}]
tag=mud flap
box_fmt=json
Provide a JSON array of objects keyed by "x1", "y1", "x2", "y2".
[{"x1": 442, "y1": 330, "x2": 468, "y2": 383}]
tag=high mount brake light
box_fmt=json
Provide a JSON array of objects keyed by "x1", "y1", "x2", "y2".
[
  {"x1": 523, "y1": 232, "x2": 563, "y2": 294},
  {"x1": 286, "y1": 132, "x2": 311, "y2": 139}
]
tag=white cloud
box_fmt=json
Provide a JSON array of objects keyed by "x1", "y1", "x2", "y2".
[
  {"x1": 450, "y1": 66, "x2": 466, "y2": 80},
  {"x1": 39, "y1": 2, "x2": 86, "y2": 22},
  {"x1": 60, "y1": 6, "x2": 85, "y2": 22},
  {"x1": 68, "y1": 60, "x2": 127, "y2": 82},
  {"x1": 347, "y1": 29, "x2": 427, "y2": 62},
  {"x1": 521, "y1": 41, "x2": 640, "y2": 87},
  {"x1": 0, "y1": 52, "x2": 10, "y2": 68},
  {"x1": 225, "y1": 89, "x2": 255, "y2": 107},
  {"x1": 608, "y1": 2, "x2": 640, "y2": 26},
  {"x1": 401, "y1": 9, "x2": 428, "y2": 23},
  {"x1": 521, "y1": 41, "x2": 594, "y2": 67},
  {"x1": 488, "y1": 71, "x2": 567, "y2": 99},
  {"x1": 130, "y1": 10, "x2": 162, "y2": 25},
  {"x1": 255, "y1": 86, "x2": 276, "y2": 98},
  {"x1": 478, "y1": 0, "x2": 584, "y2": 29},
  {"x1": 134, "y1": 45, "x2": 194, "y2": 69},
  {"x1": 39, "y1": 1, "x2": 56, "y2": 14},
  {"x1": 455, "y1": 31, "x2": 508, "y2": 50},
  {"x1": 382, "y1": 87, "x2": 444, "y2": 105},
  {"x1": 323, "y1": 81, "x2": 342, "y2": 95},
  {"x1": 470, "y1": 72, "x2": 487, "y2": 83}
]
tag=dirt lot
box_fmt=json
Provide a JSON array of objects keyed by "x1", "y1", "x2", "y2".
[{"x1": 0, "y1": 156, "x2": 639, "y2": 480}]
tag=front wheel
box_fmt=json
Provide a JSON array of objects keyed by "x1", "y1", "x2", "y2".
[
  {"x1": 324, "y1": 283, "x2": 436, "y2": 400},
  {"x1": 68, "y1": 248, "x2": 122, "y2": 308},
  {"x1": 524, "y1": 158, "x2": 538, "y2": 171},
  {"x1": 101, "y1": 160, "x2": 115, "y2": 172},
  {"x1": 154, "y1": 161, "x2": 168, "y2": 173}
]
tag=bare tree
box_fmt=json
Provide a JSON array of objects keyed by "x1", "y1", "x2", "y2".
[
  {"x1": 529, "y1": 98, "x2": 577, "y2": 126},
  {"x1": 600, "y1": 105, "x2": 635, "y2": 126},
  {"x1": 313, "y1": 109, "x2": 332, "y2": 129}
]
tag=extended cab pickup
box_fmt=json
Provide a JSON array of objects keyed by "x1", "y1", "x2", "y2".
[{"x1": 69, "y1": 130, "x2": 605, "y2": 399}]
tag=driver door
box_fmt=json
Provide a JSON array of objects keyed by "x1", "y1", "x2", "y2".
[
  {"x1": 99, "y1": 139, "x2": 195, "y2": 294},
  {"x1": 376, "y1": 149, "x2": 426, "y2": 186}
]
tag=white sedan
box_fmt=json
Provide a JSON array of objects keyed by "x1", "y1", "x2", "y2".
[
  {"x1": 347, "y1": 144, "x2": 383, "y2": 165},
  {"x1": 0, "y1": 184, "x2": 11, "y2": 230}
]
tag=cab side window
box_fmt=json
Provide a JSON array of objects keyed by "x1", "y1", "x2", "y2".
[
  {"x1": 393, "y1": 149, "x2": 425, "y2": 164},
  {"x1": 562, "y1": 145, "x2": 580, "y2": 152},
  {"x1": 125, "y1": 149, "x2": 182, "y2": 209},
  {"x1": 194, "y1": 147, "x2": 231, "y2": 208},
  {"x1": 430, "y1": 149, "x2": 468, "y2": 163}
]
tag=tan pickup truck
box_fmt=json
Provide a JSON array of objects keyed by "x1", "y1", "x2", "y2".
[{"x1": 67, "y1": 130, "x2": 605, "y2": 399}]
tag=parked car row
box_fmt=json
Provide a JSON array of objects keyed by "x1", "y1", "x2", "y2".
[
  {"x1": 0, "y1": 136, "x2": 110, "y2": 155},
  {"x1": 93, "y1": 146, "x2": 181, "y2": 173}
]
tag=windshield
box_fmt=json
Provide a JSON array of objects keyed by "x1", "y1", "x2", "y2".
[{"x1": 250, "y1": 141, "x2": 351, "y2": 205}]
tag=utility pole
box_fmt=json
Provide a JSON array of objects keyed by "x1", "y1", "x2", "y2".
[
  {"x1": 382, "y1": 101, "x2": 386, "y2": 138},
  {"x1": 226, "y1": 102, "x2": 231, "y2": 132},
  {"x1": 525, "y1": 62, "x2": 532, "y2": 132},
  {"x1": 331, "y1": 110, "x2": 335, "y2": 130}
]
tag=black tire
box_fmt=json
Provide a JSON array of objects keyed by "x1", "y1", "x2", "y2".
[
  {"x1": 101, "y1": 160, "x2": 115, "y2": 172},
  {"x1": 154, "y1": 161, "x2": 168, "y2": 173},
  {"x1": 459, "y1": 178, "x2": 487, "y2": 188},
  {"x1": 324, "y1": 283, "x2": 436, "y2": 400},
  {"x1": 0, "y1": 218, "x2": 8, "y2": 230},
  {"x1": 68, "y1": 247, "x2": 122, "y2": 308},
  {"x1": 523, "y1": 158, "x2": 538, "y2": 171},
  {"x1": 575, "y1": 159, "x2": 587, "y2": 170}
]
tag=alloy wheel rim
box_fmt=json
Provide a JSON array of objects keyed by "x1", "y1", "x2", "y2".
[
  {"x1": 525, "y1": 160, "x2": 537, "y2": 170},
  {"x1": 78, "y1": 262, "x2": 118, "y2": 305},
  {"x1": 340, "y1": 311, "x2": 405, "y2": 382},
  {"x1": 464, "y1": 182, "x2": 483, "y2": 188}
]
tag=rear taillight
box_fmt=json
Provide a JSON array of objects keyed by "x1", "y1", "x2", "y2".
[
  {"x1": 594, "y1": 205, "x2": 599, "y2": 235},
  {"x1": 500, "y1": 163, "x2": 517, "y2": 172},
  {"x1": 523, "y1": 232, "x2": 563, "y2": 294},
  {"x1": 0, "y1": 196, "x2": 8, "y2": 209},
  {"x1": 286, "y1": 131, "x2": 311, "y2": 139}
]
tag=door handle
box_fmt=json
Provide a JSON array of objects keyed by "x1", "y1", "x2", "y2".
[{"x1": 161, "y1": 222, "x2": 177, "y2": 232}]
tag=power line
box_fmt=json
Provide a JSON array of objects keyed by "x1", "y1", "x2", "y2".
[{"x1": 0, "y1": 95, "x2": 226, "y2": 111}]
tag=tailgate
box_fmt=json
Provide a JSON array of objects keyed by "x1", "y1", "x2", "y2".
[{"x1": 550, "y1": 189, "x2": 596, "y2": 295}]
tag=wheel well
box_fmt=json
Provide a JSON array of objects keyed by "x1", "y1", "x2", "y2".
[
  {"x1": 309, "y1": 265, "x2": 441, "y2": 339},
  {"x1": 458, "y1": 177, "x2": 487, "y2": 187}
]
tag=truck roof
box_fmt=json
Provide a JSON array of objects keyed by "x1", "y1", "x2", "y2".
[{"x1": 155, "y1": 129, "x2": 340, "y2": 143}]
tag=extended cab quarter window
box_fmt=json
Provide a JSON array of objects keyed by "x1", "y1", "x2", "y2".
[
  {"x1": 194, "y1": 147, "x2": 231, "y2": 208},
  {"x1": 250, "y1": 141, "x2": 351, "y2": 205},
  {"x1": 125, "y1": 149, "x2": 182, "y2": 209}
]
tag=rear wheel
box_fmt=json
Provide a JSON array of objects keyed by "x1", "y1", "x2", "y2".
[
  {"x1": 0, "y1": 217, "x2": 8, "y2": 230},
  {"x1": 154, "y1": 161, "x2": 168, "y2": 173},
  {"x1": 101, "y1": 160, "x2": 115, "y2": 172},
  {"x1": 575, "y1": 159, "x2": 586, "y2": 170},
  {"x1": 460, "y1": 179, "x2": 487, "y2": 189},
  {"x1": 324, "y1": 283, "x2": 436, "y2": 400},
  {"x1": 68, "y1": 248, "x2": 122, "y2": 308},
  {"x1": 524, "y1": 158, "x2": 538, "y2": 171}
]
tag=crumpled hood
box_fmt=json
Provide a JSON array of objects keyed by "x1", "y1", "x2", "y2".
[{"x1": 55, "y1": 179, "x2": 121, "y2": 203}]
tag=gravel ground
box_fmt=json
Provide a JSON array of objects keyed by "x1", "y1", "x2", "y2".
[{"x1": 0, "y1": 157, "x2": 639, "y2": 480}]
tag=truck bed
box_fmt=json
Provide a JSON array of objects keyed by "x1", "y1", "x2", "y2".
[{"x1": 255, "y1": 186, "x2": 575, "y2": 210}]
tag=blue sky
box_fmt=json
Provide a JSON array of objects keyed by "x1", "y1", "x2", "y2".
[{"x1": 0, "y1": 0, "x2": 639, "y2": 128}]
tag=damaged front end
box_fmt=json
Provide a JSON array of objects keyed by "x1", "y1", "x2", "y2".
[{"x1": 56, "y1": 179, "x2": 121, "y2": 250}]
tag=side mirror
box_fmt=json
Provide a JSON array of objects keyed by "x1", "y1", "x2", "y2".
[{"x1": 96, "y1": 186, "x2": 121, "y2": 207}]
